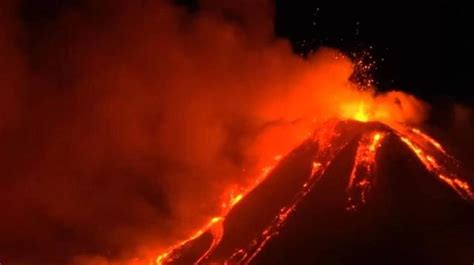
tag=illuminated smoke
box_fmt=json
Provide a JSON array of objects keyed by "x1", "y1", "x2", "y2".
[{"x1": 0, "y1": 1, "x2": 434, "y2": 265}]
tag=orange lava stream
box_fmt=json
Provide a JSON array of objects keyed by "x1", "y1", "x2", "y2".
[
  {"x1": 346, "y1": 131, "x2": 386, "y2": 211},
  {"x1": 155, "y1": 216, "x2": 223, "y2": 265},
  {"x1": 156, "y1": 163, "x2": 277, "y2": 265},
  {"x1": 225, "y1": 121, "x2": 350, "y2": 265},
  {"x1": 194, "y1": 220, "x2": 224, "y2": 264},
  {"x1": 410, "y1": 128, "x2": 446, "y2": 154},
  {"x1": 225, "y1": 162, "x2": 324, "y2": 265},
  {"x1": 398, "y1": 134, "x2": 474, "y2": 201}
]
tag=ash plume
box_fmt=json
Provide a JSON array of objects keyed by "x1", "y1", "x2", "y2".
[{"x1": 0, "y1": 1, "x2": 428, "y2": 264}]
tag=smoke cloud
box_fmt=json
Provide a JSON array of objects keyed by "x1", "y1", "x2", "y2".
[{"x1": 0, "y1": 1, "x2": 427, "y2": 264}]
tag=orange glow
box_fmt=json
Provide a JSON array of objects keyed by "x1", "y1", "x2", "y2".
[
  {"x1": 341, "y1": 101, "x2": 372, "y2": 122},
  {"x1": 370, "y1": 133, "x2": 382, "y2": 150},
  {"x1": 231, "y1": 193, "x2": 244, "y2": 206},
  {"x1": 211, "y1": 217, "x2": 223, "y2": 224},
  {"x1": 339, "y1": 91, "x2": 428, "y2": 125},
  {"x1": 310, "y1": 162, "x2": 322, "y2": 178},
  {"x1": 353, "y1": 103, "x2": 370, "y2": 122}
]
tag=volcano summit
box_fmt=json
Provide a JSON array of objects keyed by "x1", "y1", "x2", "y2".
[{"x1": 157, "y1": 120, "x2": 474, "y2": 265}]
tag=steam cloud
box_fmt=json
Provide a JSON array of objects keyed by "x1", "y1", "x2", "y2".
[{"x1": 0, "y1": 1, "x2": 427, "y2": 264}]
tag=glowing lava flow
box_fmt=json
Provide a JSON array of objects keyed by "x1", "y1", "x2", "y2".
[
  {"x1": 155, "y1": 120, "x2": 474, "y2": 265},
  {"x1": 225, "y1": 121, "x2": 350, "y2": 265},
  {"x1": 398, "y1": 132, "x2": 474, "y2": 201},
  {"x1": 155, "y1": 216, "x2": 223, "y2": 265},
  {"x1": 346, "y1": 131, "x2": 386, "y2": 212},
  {"x1": 155, "y1": 163, "x2": 278, "y2": 265}
]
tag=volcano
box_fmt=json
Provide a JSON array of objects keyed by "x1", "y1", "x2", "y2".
[{"x1": 156, "y1": 120, "x2": 474, "y2": 265}]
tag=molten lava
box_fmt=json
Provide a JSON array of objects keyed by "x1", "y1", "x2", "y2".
[
  {"x1": 154, "y1": 104, "x2": 474, "y2": 265},
  {"x1": 346, "y1": 131, "x2": 386, "y2": 211}
]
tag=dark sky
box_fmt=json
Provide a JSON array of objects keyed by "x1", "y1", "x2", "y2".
[
  {"x1": 20, "y1": 1, "x2": 471, "y2": 105},
  {"x1": 273, "y1": 3, "x2": 470, "y2": 105}
]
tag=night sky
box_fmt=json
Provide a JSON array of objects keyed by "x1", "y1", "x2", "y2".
[{"x1": 274, "y1": 3, "x2": 471, "y2": 105}]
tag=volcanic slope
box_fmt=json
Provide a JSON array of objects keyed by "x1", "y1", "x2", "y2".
[{"x1": 160, "y1": 120, "x2": 474, "y2": 265}]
